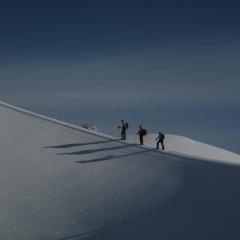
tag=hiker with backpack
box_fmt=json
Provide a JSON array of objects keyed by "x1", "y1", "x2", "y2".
[
  {"x1": 118, "y1": 120, "x2": 129, "y2": 140},
  {"x1": 156, "y1": 132, "x2": 165, "y2": 150},
  {"x1": 137, "y1": 125, "x2": 147, "y2": 145}
]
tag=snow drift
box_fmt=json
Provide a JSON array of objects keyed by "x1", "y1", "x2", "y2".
[{"x1": 0, "y1": 101, "x2": 240, "y2": 240}]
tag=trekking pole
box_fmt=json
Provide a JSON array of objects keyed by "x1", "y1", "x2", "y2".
[
  {"x1": 134, "y1": 134, "x2": 138, "y2": 143},
  {"x1": 118, "y1": 125, "x2": 121, "y2": 139}
]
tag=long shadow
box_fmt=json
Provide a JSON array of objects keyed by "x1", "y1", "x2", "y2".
[
  {"x1": 56, "y1": 229, "x2": 101, "y2": 240},
  {"x1": 59, "y1": 144, "x2": 137, "y2": 156},
  {"x1": 76, "y1": 149, "x2": 152, "y2": 163},
  {"x1": 45, "y1": 139, "x2": 120, "y2": 149}
]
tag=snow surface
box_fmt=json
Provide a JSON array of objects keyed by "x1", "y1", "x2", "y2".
[
  {"x1": 127, "y1": 134, "x2": 240, "y2": 164},
  {"x1": 0, "y1": 101, "x2": 181, "y2": 239},
  {"x1": 0, "y1": 100, "x2": 240, "y2": 240}
]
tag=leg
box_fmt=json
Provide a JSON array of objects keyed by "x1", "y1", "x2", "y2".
[
  {"x1": 161, "y1": 141, "x2": 165, "y2": 150},
  {"x1": 156, "y1": 140, "x2": 160, "y2": 149},
  {"x1": 121, "y1": 131, "x2": 124, "y2": 140},
  {"x1": 123, "y1": 130, "x2": 126, "y2": 140}
]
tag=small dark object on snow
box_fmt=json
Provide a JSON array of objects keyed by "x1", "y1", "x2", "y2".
[
  {"x1": 156, "y1": 132, "x2": 165, "y2": 150},
  {"x1": 118, "y1": 120, "x2": 128, "y2": 140},
  {"x1": 137, "y1": 125, "x2": 147, "y2": 145}
]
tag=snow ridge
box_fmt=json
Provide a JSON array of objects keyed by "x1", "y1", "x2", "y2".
[{"x1": 0, "y1": 100, "x2": 239, "y2": 165}]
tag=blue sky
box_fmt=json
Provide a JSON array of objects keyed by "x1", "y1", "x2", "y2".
[{"x1": 0, "y1": 1, "x2": 240, "y2": 153}]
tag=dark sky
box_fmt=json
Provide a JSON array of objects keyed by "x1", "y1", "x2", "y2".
[
  {"x1": 1, "y1": 1, "x2": 239, "y2": 58},
  {"x1": 0, "y1": 1, "x2": 240, "y2": 153}
]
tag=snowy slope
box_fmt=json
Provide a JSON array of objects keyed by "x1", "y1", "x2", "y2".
[
  {"x1": 0, "y1": 101, "x2": 240, "y2": 240},
  {"x1": 127, "y1": 134, "x2": 240, "y2": 164},
  {"x1": 0, "y1": 101, "x2": 181, "y2": 239}
]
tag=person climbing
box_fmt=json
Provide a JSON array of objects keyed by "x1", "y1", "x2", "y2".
[
  {"x1": 137, "y1": 125, "x2": 147, "y2": 145},
  {"x1": 156, "y1": 132, "x2": 165, "y2": 150},
  {"x1": 118, "y1": 120, "x2": 128, "y2": 140}
]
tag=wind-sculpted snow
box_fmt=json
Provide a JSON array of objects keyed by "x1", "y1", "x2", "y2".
[{"x1": 0, "y1": 101, "x2": 240, "y2": 240}]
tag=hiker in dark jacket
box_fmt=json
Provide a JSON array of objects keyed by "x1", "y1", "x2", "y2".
[
  {"x1": 156, "y1": 132, "x2": 165, "y2": 150},
  {"x1": 118, "y1": 120, "x2": 128, "y2": 140},
  {"x1": 137, "y1": 125, "x2": 147, "y2": 145}
]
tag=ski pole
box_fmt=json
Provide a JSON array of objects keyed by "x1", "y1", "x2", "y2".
[{"x1": 134, "y1": 134, "x2": 138, "y2": 143}]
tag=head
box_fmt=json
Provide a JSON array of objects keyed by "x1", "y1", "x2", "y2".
[
  {"x1": 139, "y1": 125, "x2": 142, "y2": 129},
  {"x1": 121, "y1": 120, "x2": 124, "y2": 123}
]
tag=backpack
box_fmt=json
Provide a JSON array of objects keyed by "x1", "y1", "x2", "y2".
[
  {"x1": 142, "y1": 129, "x2": 147, "y2": 136},
  {"x1": 160, "y1": 133, "x2": 165, "y2": 141},
  {"x1": 125, "y1": 122, "x2": 129, "y2": 129}
]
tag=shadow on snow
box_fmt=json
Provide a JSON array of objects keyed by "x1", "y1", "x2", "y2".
[
  {"x1": 75, "y1": 149, "x2": 152, "y2": 163},
  {"x1": 58, "y1": 144, "x2": 137, "y2": 156},
  {"x1": 45, "y1": 139, "x2": 120, "y2": 149}
]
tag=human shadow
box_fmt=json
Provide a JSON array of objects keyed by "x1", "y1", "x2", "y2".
[
  {"x1": 45, "y1": 139, "x2": 120, "y2": 149},
  {"x1": 76, "y1": 149, "x2": 152, "y2": 164},
  {"x1": 58, "y1": 144, "x2": 137, "y2": 156},
  {"x1": 56, "y1": 229, "x2": 101, "y2": 240}
]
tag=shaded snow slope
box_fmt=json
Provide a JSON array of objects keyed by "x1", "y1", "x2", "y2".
[
  {"x1": 0, "y1": 101, "x2": 181, "y2": 239},
  {"x1": 0, "y1": 101, "x2": 240, "y2": 240},
  {"x1": 127, "y1": 134, "x2": 240, "y2": 164}
]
